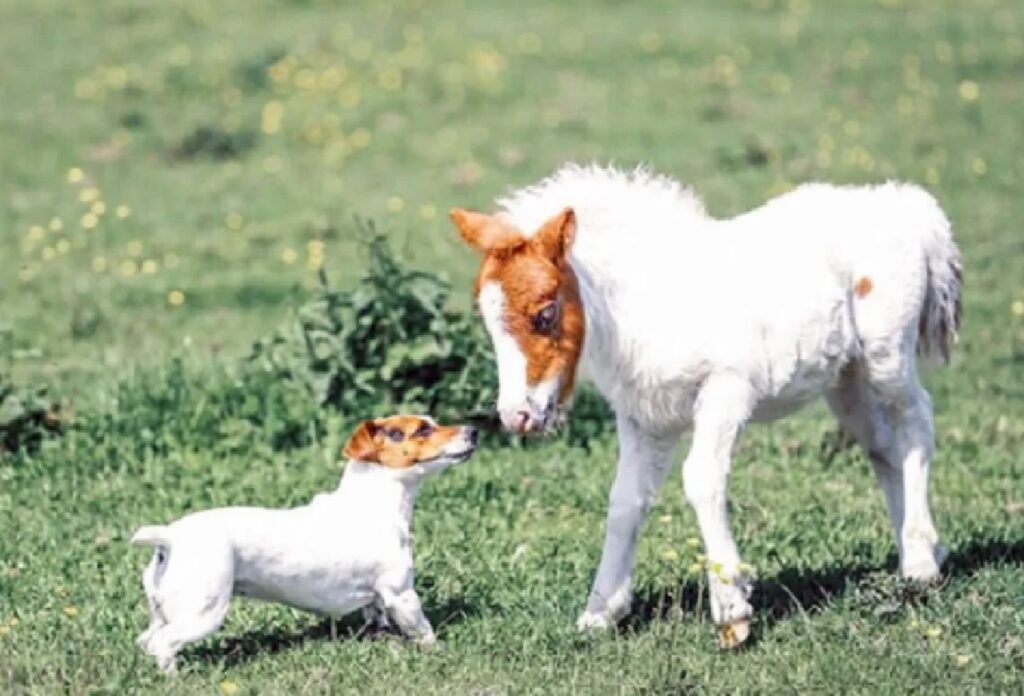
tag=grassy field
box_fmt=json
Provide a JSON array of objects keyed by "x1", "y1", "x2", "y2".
[{"x1": 3, "y1": 0, "x2": 1024, "y2": 692}]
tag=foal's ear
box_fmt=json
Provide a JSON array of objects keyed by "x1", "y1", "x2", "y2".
[
  {"x1": 343, "y1": 420, "x2": 380, "y2": 462},
  {"x1": 531, "y1": 207, "x2": 576, "y2": 264},
  {"x1": 449, "y1": 208, "x2": 523, "y2": 253}
]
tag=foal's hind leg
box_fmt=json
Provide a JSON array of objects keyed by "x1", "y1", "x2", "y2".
[
  {"x1": 884, "y1": 378, "x2": 946, "y2": 580},
  {"x1": 827, "y1": 362, "x2": 945, "y2": 580}
]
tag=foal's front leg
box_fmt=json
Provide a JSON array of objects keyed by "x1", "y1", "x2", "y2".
[
  {"x1": 683, "y1": 376, "x2": 756, "y2": 648},
  {"x1": 578, "y1": 414, "x2": 678, "y2": 630}
]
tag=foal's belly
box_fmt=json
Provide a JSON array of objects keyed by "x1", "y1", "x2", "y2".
[{"x1": 749, "y1": 384, "x2": 827, "y2": 423}]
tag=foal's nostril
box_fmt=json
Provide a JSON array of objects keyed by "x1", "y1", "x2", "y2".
[{"x1": 515, "y1": 411, "x2": 530, "y2": 432}]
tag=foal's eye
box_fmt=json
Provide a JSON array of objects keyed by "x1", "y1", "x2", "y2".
[
  {"x1": 386, "y1": 429, "x2": 405, "y2": 443},
  {"x1": 532, "y1": 303, "x2": 559, "y2": 335},
  {"x1": 414, "y1": 422, "x2": 434, "y2": 438}
]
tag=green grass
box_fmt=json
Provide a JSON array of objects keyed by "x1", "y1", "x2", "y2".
[{"x1": 3, "y1": 0, "x2": 1024, "y2": 692}]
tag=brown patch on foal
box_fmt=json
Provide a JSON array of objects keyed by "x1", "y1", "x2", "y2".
[
  {"x1": 450, "y1": 207, "x2": 586, "y2": 403},
  {"x1": 854, "y1": 276, "x2": 873, "y2": 298},
  {"x1": 342, "y1": 416, "x2": 463, "y2": 468}
]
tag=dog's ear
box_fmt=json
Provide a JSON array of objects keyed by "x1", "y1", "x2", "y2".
[
  {"x1": 343, "y1": 420, "x2": 379, "y2": 462},
  {"x1": 449, "y1": 208, "x2": 523, "y2": 253}
]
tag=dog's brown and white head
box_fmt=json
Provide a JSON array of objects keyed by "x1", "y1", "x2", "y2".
[
  {"x1": 450, "y1": 207, "x2": 585, "y2": 435},
  {"x1": 342, "y1": 415, "x2": 478, "y2": 476}
]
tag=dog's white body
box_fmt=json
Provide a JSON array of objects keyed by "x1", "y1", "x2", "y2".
[
  {"x1": 491, "y1": 165, "x2": 962, "y2": 641},
  {"x1": 133, "y1": 441, "x2": 469, "y2": 673}
]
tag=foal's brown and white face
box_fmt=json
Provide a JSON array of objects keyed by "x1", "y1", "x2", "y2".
[{"x1": 450, "y1": 207, "x2": 585, "y2": 434}]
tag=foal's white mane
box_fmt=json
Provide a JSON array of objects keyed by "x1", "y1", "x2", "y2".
[{"x1": 498, "y1": 163, "x2": 708, "y2": 241}]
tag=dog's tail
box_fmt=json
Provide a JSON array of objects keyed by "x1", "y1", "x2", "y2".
[{"x1": 131, "y1": 525, "x2": 172, "y2": 548}]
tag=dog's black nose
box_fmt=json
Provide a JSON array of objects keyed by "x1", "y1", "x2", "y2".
[{"x1": 466, "y1": 427, "x2": 479, "y2": 445}]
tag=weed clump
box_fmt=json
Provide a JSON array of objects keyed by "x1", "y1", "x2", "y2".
[
  {"x1": 247, "y1": 226, "x2": 498, "y2": 423},
  {"x1": 0, "y1": 377, "x2": 69, "y2": 454}
]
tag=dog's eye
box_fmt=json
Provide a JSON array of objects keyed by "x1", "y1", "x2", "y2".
[
  {"x1": 414, "y1": 422, "x2": 434, "y2": 438},
  {"x1": 532, "y1": 303, "x2": 559, "y2": 335},
  {"x1": 386, "y1": 429, "x2": 404, "y2": 443}
]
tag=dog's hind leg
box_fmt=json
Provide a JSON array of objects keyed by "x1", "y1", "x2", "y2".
[
  {"x1": 148, "y1": 598, "x2": 230, "y2": 674},
  {"x1": 146, "y1": 543, "x2": 233, "y2": 674},
  {"x1": 137, "y1": 550, "x2": 169, "y2": 654}
]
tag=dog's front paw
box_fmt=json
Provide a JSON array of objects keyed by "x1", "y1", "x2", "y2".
[
  {"x1": 415, "y1": 632, "x2": 438, "y2": 651},
  {"x1": 716, "y1": 618, "x2": 751, "y2": 650},
  {"x1": 576, "y1": 610, "x2": 617, "y2": 632}
]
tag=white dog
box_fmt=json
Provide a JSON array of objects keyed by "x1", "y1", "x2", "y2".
[{"x1": 132, "y1": 415, "x2": 478, "y2": 673}]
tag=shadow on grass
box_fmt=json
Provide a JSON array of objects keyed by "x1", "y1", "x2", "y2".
[
  {"x1": 626, "y1": 537, "x2": 1024, "y2": 639},
  {"x1": 185, "y1": 595, "x2": 478, "y2": 669}
]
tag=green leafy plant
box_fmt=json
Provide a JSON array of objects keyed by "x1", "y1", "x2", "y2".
[
  {"x1": 0, "y1": 376, "x2": 69, "y2": 454},
  {"x1": 247, "y1": 224, "x2": 499, "y2": 423}
]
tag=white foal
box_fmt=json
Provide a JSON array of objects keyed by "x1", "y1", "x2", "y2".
[{"x1": 451, "y1": 163, "x2": 962, "y2": 647}]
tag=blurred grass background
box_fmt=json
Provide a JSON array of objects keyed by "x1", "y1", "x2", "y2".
[{"x1": 4, "y1": 0, "x2": 1021, "y2": 393}]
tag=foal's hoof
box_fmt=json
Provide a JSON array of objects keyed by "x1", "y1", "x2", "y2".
[
  {"x1": 902, "y1": 544, "x2": 948, "y2": 583},
  {"x1": 716, "y1": 618, "x2": 751, "y2": 650}
]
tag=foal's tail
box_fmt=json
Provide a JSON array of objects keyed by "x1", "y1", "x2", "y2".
[{"x1": 916, "y1": 200, "x2": 963, "y2": 364}]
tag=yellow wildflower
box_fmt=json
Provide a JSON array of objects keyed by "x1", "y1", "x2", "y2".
[
  {"x1": 167, "y1": 290, "x2": 186, "y2": 306},
  {"x1": 67, "y1": 167, "x2": 85, "y2": 183},
  {"x1": 349, "y1": 128, "x2": 372, "y2": 148},
  {"x1": 958, "y1": 80, "x2": 979, "y2": 101}
]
